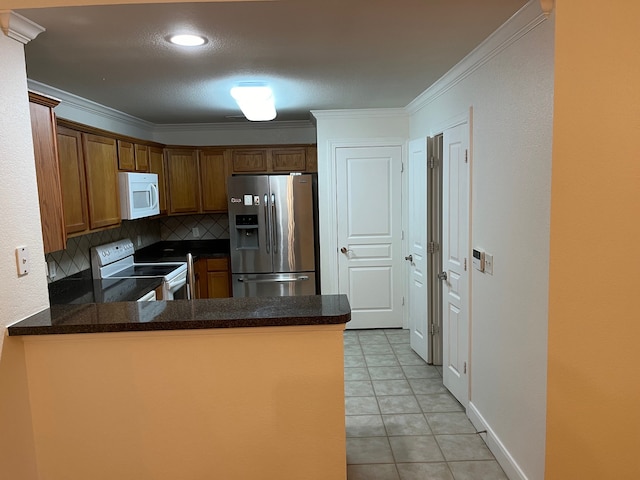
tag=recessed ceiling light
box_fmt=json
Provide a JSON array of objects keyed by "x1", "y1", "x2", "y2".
[{"x1": 168, "y1": 34, "x2": 206, "y2": 47}]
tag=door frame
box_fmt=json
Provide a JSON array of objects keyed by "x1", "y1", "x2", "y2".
[{"x1": 318, "y1": 138, "x2": 407, "y2": 300}]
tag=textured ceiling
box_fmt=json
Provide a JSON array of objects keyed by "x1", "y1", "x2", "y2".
[{"x1": 18, "y1": 0, "x2": 529, "y2": 124}]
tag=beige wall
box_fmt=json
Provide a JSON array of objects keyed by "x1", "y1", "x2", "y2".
[
  {"x1": 546, "y1": 1, "x2": 640, "y2": 478},
  {"x1": 23, "y1": 325, "x2": 346, "y2": 480},
  {"x1": 0, "y1": 32, "x2": 47, "y2": 480},
  {"x1": 409, "y1": 3, "x2": 553, "y2": 478}
]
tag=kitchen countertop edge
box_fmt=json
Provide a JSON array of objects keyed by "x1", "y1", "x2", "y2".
[{"x1": 8, "y1": 295, "x2": 351, "y2": 336}]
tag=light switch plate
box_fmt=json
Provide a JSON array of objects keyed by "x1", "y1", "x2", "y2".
[
  {"x1": 16, "y1": 246, "x2": 29, "y2": 275},
  {"x1": 484, "y1": 253, "x2": 494, "y2": 275}
]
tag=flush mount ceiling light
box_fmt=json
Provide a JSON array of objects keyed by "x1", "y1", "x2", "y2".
[
  {"x1": 168, "y1": 34, "x2": 206, "y2": 47},
  {"x1": 230, "y1": 85, "x2": 277, "y2": 122}
]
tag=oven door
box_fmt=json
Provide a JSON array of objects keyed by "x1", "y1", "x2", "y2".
[{"x1": 164, "y1": 274, "x2": 187, "y2": 300}]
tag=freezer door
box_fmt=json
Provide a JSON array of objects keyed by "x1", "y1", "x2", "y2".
[
  {"x1": 228, "y1": 175, "x2": 272, "y2": 274},
  {"x1": 232, "y1": 272, "x2": 316, "y2": 297},
  {"x1": 269, "y1": 175, "x2": 316, "y2": 273}
]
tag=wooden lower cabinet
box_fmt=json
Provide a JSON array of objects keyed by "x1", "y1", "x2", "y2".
[
  {"x1": 195, "y1": 257, "x2": 231, "y2": 299},
  {"x1": 29, "y1": 92, "x2": 66, "y2": 253},
  {"x1": 82, "y1": 134, "x2": 121, "y2": 230}
]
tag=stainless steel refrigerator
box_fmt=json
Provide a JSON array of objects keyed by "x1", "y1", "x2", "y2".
[{"x1": 227, "y1": 174, "x2": 317, "y2": 297}]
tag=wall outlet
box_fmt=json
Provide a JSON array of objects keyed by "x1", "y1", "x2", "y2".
[
  {"x1": 192, "y1": 227, "x2": 200, "y2": 238},
  {"x1": 48, "y1": 260, "x2": 57, "y2": 279}
]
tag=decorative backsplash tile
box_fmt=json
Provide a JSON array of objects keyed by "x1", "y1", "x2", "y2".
[
  {"x1": 160, "y1": 214, "x2": 229, "y2": 241},
  {"x1": 45, "y1": 218, "x2": 161, "y2": 282}
]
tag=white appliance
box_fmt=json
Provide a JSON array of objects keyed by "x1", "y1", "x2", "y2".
[
  {"x1": 118, "y1": 172, "x2": 160, "y2": 220},
  {"x1": 91, "y1": 239, "x2": 187, "y2": 300}
]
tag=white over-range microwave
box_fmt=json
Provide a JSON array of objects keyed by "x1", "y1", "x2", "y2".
[{"x1": 118, "y1": 172, "x2": 160, "y2": 220}]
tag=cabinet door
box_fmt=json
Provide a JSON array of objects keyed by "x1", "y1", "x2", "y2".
[
  {"x1": 200, "y1": 148, "x2": 228, "y2": 212},
  {"x1": 117, "y1": 140, "x2": 135, "y2": 171},
  {"x1": 29, "y1": 95, "x2": 66, "y2": 253},
  {"x1": 271, "y1": 148, "x2": 306, "y2": 172},
  {"x1": 207, "y1": 271, "x2": 231, "y2": 298},
  {"x1": 232, "y1": 149, "x2": 267, "y2": 173},
  {"x1": 148, "y1": 147, "x2": 167, "y2": 214},
  {"x1": 206, "y1": 258, "x2": 231, "y2": 298},
  {"x1": 57, "y1": 126, "x2": 89, "y2": 234},
  {"x1": 166, "y1": 148, "x2": 200, "y2": 214},
  {"x1": 135, "y1": 144, "x2": 149, "y2": 172},
  {"x1": 83, "y1": 134, "x2": 121, "y2": 229},
  {"x1": 306, "y1": 146, "x2": 318, "y2": 173}
]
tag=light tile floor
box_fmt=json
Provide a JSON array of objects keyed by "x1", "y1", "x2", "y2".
[{"x1": 344, "y1": 329, "x2": 508, "y2": 480}]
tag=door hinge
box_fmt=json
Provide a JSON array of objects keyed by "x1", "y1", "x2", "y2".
[
  {"x1": 401, "y1": 230, "x2": 405, "y2": 240},
  {"x1": 402, "y1": 296, "x2": 405, "y2": 306},
  {"x1": 429, "y1": 156, "x2": 438, "y2": 169},
  {"x1": 430, "y1": 323, "x2": 439, "y2": 336},
  {"x1": 427, "y1": 241, "x2": 440, "y2": 254},
  {"x1": 464, "y1": 258, "x2": 467, "y2": 271},
  {"x1": 401, "y1": 162, "x2": 404, "y2": 173},
  {"x1": 463, "y1": 362, "x2": 467, "y2": 374},
  {"x1": 465, "y1": 150, "x2": 468, "y2": 164}
]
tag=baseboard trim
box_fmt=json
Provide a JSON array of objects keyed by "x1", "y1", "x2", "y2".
[{"x1": 467, "y1": 402, "x2": 529, "y2": 480}]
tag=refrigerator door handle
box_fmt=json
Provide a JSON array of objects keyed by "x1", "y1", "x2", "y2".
[
  {"x1": 271, "y1": 193, "x2": 278, "y2": 254},
  {"x1": 264, "y1": 194, "x2": 270, "y2": 254},
  {"x1": 237, "y1": 276, "x2": 310, "y2": 284}
]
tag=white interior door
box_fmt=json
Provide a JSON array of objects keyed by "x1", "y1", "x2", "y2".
[
  {"x1": 336, "y1": 146, "x2": 403, "y2": 329},
  {"x1": 407, "y1": 138, "x2": 429, "y2": 360},
  {"x1": 442, "y1": 123, "x2": 470, "y2": 407}
]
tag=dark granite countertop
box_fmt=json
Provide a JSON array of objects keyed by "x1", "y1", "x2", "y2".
[
  {"x1": 134, "y1": 239, "x2": 230, "y2": 262},
  {"x1": 48, "y1": 270, "x2": 163, "y2": 304},
  {"x1": 8, "y1": 295, "x2": 351, "y2": 336}
]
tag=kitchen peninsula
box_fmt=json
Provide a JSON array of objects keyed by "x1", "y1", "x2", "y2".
[{"x1": 9, "y1": 295, "x2": 350, "y2": 480}]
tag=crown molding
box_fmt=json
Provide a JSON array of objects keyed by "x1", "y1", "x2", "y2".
[
  {"x1": 153, "y1": 119, "x2": 315, "y2": 133},
  {"x1": 310, "y1": 108, "x2": 407, "y2": 120},
  {"x1": 27, "y1": 79, "x2": 316, "y2": 136},
  {"x1": 0, "y1": 10, "x2": 45, "y2": 44},
  {"x1": 27, "y1": 79, "x2": 156, "y2": 131},
  {"x1": 405, "y1": 0, "x2": 547, "y2": 114}
]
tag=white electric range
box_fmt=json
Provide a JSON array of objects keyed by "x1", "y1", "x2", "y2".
[{"x1": 91, "y1": 239, "x2": 188, "y2": 300}]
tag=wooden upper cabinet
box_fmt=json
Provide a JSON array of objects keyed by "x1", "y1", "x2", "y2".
[
  {"x1": 229, "y1": 145, "x2": 317, "y2": 174},
  {"x1": 271, "y1": 148, "x2": 306, "y2": 172},
  {"x1": 200, "y1": 148, "x2": 229, "y2": 212},
  {"x1": 56, "y1": 126, "x2": 88, "y2": 235},
  {"x1": 117, "y1": 140, "x2": 135, "y2": 171},
  {"x1": 83, "y1": 134, "x2": 121, "y2": 229},
  {"x1": 135, "y1": 144, "x2": 149, "y2": 172},
  {"x1": 232, "y1": 149, "x2": 268, "y2": 172},
  {"x1": 165, "y1": 148, "x2": 200, "y2": 214},
  {"x1": 28, "y1": 92, "x2": 66, "y2": 253},
  {"x1": 148, "y1": 146, "x2": 167, "y2": 214}
]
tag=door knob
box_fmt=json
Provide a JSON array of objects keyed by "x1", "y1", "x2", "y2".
[
  {"x1": 405, "y1": 254, "x2": 413, "y2": 262},
  {"x1": 437, "y1": 271, "x2": 448, "y2": 281},
  {"x1": 340, "y1": 247, "x2": 348, "y2": 254}
]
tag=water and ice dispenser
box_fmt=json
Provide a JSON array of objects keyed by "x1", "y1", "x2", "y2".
[{"x1": 234, "y1": 214, "x2": 259, "y2": 250}]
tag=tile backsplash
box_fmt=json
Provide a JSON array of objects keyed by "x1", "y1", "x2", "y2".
[
  {"x1": 45, "y1": 214, "x2": 229, "y2": 283},
  {"x1": 160, "y1": 214, "x2": 229, "y2": 241},
  {"x1": 45, "y1": 219, "x2": 161, "y2": 282}
]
